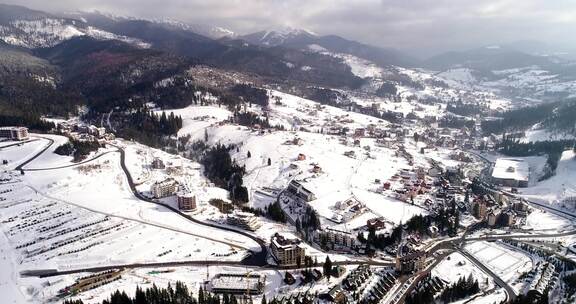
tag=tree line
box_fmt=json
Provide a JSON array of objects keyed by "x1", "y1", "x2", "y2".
[
  {"x1": 405, "y1": 275, "x2": 480, "y2": 304},
  {"x1": 115, "y1": 109, "x2": 183, "y2": 148},
  {"x1": 0, "y1": 113, "x2": 55, "y2": 132},
  {"x1": 54, "y1": 138, "x2": 103, "y2": 162},
  {"x1": 498, "y1": 137, "x2": 574, "y2": 180},
  {"x1": 201, "y1": 144, "x2": 249, "y2": 204},
  {"x1": 359, "y1": 201, "x2": 459, "y2": 251},
  {"x1": 64, "y1": 283, "x2": 238, "y2": 304},
  {"x1": 438, "y1": 275, "x2": 480, "y2": 303},
  {"x1": 481, "y1": 102, "x2": 559, "y2": 135},
  {"x1": 230, "y1": 84, "x2": 269, "y2": 107},
  {"x1": 63, "y1": 281, "x2": 310, "y2": 304}
]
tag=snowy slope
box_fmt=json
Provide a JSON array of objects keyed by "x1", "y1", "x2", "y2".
[
  {"x1": 0, "y1": 135, "x2": 264, "y2": 303},
  {"x1": 0, "y1": 17, "x2": 149, "y2": 48},
  {"x1": 520, "y1": 150, "x2": 576, "y2": 209}
]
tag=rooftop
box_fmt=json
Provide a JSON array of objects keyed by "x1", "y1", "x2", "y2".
[
  {"x1": 491, "y1": 158, "x2": 529, "y2": 182},
  {"x1": 271, "y1": 233, "x2": 302, "y2": 249},
  {"x1": 211, "y1": 273, "x2": 264, "y2": 291},
  {"x1": 0, "y1": 126, "x2": 27, "y2": 130}
]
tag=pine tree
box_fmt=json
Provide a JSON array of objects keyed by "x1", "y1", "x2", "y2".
[
  {"x1": 323, "y1": 256, "x2": 332, "y2": 281},
  {"x1": 134, "y1": 286, "x2": 147, "y2": 304},
  {"x1": 199, "y1": 287, "x2": 205, "y2": 304},
  {"x1": 295, "y1": 218, "x2": 302, "y2": 232}
]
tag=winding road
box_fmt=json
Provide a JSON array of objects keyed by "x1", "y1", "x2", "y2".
[
  {"x1": 10, "y1": 136, "x2": 576, "y2": 304},
  {"x1": 9, "y1": 137, "x2": 269, "y2": 267},
  {"x1": 457, "y1": 247, "x2": 517, "y2": 302},
  {"x1": 14, "y1": 136, "x2": 54, "y2": 171},
  {"x1": 109, "y1": 143, "x2": 269, "y2": 266}
]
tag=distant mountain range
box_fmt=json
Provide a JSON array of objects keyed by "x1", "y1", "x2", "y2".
[
  {"x1": 238, "y1": 27, "x2": 418, "y2": 68},
  {"x1": 1, "y1": 2, "x2": 576, "y2": 121},
  {"x1": 2, "y1": 3, "x2": 572, "y2": 73},
  {"x1": 423, "y1": 45, "x2": 563, "y2": 71}
]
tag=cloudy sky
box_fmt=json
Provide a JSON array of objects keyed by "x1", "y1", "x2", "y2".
[{"x1": 6, "y1": 0, "x2": 576, "y2": 56}]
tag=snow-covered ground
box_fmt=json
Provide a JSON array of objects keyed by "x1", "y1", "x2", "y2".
[
  {"x1": 0, "y1": 17, "x2": 150, "y2": 49},
  {"x1": 520, "y1": 150, "x2": 576, "y2": 209},
  {"x1": 433, "y1": 252, "x2": 494, "y2": 289},
  {"x1": 436, "y1": 65, "x2": 576, "y2": 102},
  {"x1": 522, "y1": 126, "x2": 576, "y2": 143},
  {"x1": 158, "y1": 92, "x2": 456, "y2": 231},
  {"x1": 464, "y1": 241, "x2": 532, "y2": 283},
  {"x1": 2, "y1": 52, "x2": 573, "y2": 302},
  {"x1": 154, "y1": 105, "x2": 232, "y2": 137},
  {"x1": 0, "y1": 135, "x2": 262, "y2": 303},
  {"x1": 334, "y1": 53, "x2": 382, "y2": 79}
]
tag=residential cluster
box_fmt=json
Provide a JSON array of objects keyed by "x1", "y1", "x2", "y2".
[{"x1": 56, "y1": 121, "x2": 114, "y2": 142}]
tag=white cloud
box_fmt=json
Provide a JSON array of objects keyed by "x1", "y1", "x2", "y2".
[{"x1": 5, "y1": 0, "x2": 576, "y2": 55}]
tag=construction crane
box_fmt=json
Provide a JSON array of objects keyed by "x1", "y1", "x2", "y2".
[{"x1": 244, "y1": 269, "x2": 255, "y2": 304}]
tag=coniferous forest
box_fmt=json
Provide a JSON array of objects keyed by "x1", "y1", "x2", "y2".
[{"x1": 62, "y1": 282, "x2": 297, "y2": 304}]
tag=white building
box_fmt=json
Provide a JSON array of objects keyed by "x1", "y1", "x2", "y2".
[
  {"x1": 286, "y1": 180, "x2": 316, "y2": 202},
  {"x1": 0, "y1": 127, "x2": 29, "y2": 141},
  {"x1": 227, "y1": 211, "x2": 262, "y2": 231},
  {"x1": 270, "y1": 233, "x2": 306, "y2": 267},
  {"x1": 151, "y1": 178, "x2": 178, "y2": 198},
  {"x1": 491, "y1": 158, "x2": 530, "y2": 188}
]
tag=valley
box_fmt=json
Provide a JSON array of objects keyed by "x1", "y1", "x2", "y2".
[{"x1": 1, "y1": 2, "x2": 576, "y2": 304}]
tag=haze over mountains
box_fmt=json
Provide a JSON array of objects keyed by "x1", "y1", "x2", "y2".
[
  {"x1": 3, "y1": 2, "x2": 576, "y2": 304},
  {"x1": 1, "y1": 2, "x2": 576, "y2": 134},
  {"x1": 0, "y1": 3, "x2": 572, "y2": 69}
]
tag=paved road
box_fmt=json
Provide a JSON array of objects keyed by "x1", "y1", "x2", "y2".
[
  {"x1": 10, "y1": 137, "x2": 269, "y2": 269},
  {"x1": 12, "y1": 138, "x2": 576, "y2": 301},
  {"x1": 409, "y1": 226, "x2": 576, "y2": 304},
  {"x1": 458, "y1": 248, "x2": 517, "y2": 302},
  {"x1": 21, "y1": 260, "x2": 251, "y2": 278},
  {"x1": 22, "y1": 149, "x2": 119, "y2": 171},
  {"x1": 0, "y1": 138, "x2": 39, "y2": 150},
  {"x1": 14, "y1": 137, "x2": 54, "y2": 171},
  {"x1": 396, "y1": 249, "x2": 455, "y2": 304},
  {"x1": 21, "y1": 258, "x2": 394, "y2": 278},
  {"x1": 469, "y1": 148, "x2": 576, "y2": 222},
  {"x1": 110, "y1": 143, "x2": 269, "y2": 266}
]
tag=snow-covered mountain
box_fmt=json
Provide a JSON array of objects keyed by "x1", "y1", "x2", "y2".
[
  {"x1": 68, "y1": 10, "x2": 236, "y2": 40},
  {"x1": 420, "y1": 46, "x2": 576, "y2": 102},
  {"x1": 149, "y1": 18, "x2": 235, "y2": 39},
  {"x1": 240, "y1": 27, "x2": 417, "y2": 68},
  {"x1": 435, "y1": 66, "x2": 576, "y2": 102},
  {"x1": 424, "y1": 45, "x2": 561, "y2": 71},
  {"x1": 240, "y1": 27, "x2": 317, "y2": 47},
  {"x1": 0, "y1": 4, "x2": 149, "y2": 48}
]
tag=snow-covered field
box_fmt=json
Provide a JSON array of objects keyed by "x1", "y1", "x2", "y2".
[
  {"x1": 436, "y1": 66, "x2": 576, "y2": 102},
  {"x1": 0, "y1": 135, "x2": 262, "y2": 303},
  {"x1": 1, "y1": 49, "x2": 573, "y2": 302},
  {"x1": 159, "y1": 92, "x2": 452, "y2": 231},
  {"x1": 522, "y1": 127, "x2": 576, "y2": 143},
  {"x1": 465, "y1": 241, "x2": 532, "y2": 283},
  {"x1": 520, "y1": 150, "x2": 576, "y2": 209},
  {"x1": 433, "y1": 252, "x2": 493, "y2": 288},
  {"x1": 155, "y1": 105, "x2": 231, "y2": 137}
]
